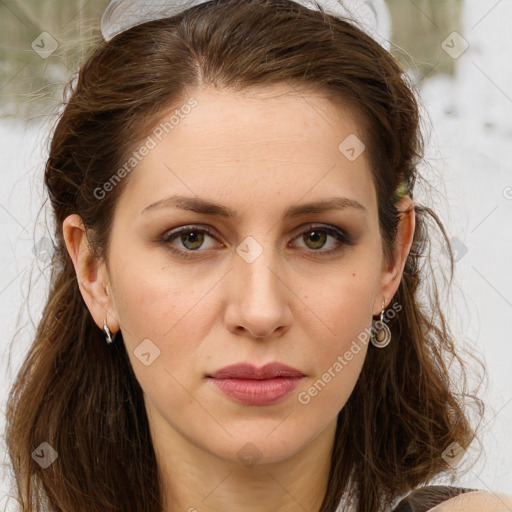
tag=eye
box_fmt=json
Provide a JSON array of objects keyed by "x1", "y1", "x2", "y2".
[
  {"x1": 290, "y1": 224, "x2": 351, "y2": 255},
  {"x1": 161, "y1": 225, "x2": 219, "y2": 256},
  {"x1": 159, "y1": 223, "x2": 352, "y2": 259}
]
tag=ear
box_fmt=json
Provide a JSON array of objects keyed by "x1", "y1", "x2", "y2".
[
  {"x1": 62, "y1": 214, "x2": 120, "y2": 335},
  {"x1": 373, "y1": 195, "x2": 415, "y2": 315}
]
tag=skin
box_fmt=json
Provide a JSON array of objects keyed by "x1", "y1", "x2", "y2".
[
  {"x1": 63, "y1": 84, "x2": 417, "y2": 511},
  {"x1": 432, "y1": 490, "x2": 512, "y2": 511}
]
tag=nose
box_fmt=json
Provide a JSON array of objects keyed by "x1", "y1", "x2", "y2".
[{"x1": 222, "y1": 244, "x2": 292, "y2": 340}]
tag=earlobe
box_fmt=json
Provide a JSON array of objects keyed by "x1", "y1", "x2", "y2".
[{"x1": 62, "y1": 214, "x2": 119, "y2": 334}]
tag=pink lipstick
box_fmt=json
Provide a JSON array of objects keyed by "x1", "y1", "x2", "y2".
[{"x1": 207, "y1": 362, "x2": 304, "y2": 405}]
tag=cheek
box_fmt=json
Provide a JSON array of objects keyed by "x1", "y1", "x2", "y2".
[
  {"x1": 293, "y1": 262, "x2": 378, "y2": 403},
  {"x1": 113, "y1": 278, "x2": 213, "y2": 414},
  {"x1": 111, "y1": 258, "x2": 222, "y2": 374},
  {"x1": 295, "y1": 286, "x2": 371, "y2": 413},
  {"x1": 299, "y1": 261, "x2": 379, "y2": 345},
  {"x1": 112, "y1": 246, "x2": 212, "y2": 329}
]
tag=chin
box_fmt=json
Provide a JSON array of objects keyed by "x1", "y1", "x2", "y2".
[{"x1": 201, "y1": 423, "x2": 318, "y2": 467}]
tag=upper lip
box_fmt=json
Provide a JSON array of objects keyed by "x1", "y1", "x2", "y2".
[{"x1": 208, "y1": 362, "x2": 305, "y2": 379}]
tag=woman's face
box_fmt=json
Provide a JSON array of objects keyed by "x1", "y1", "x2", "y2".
[{"x1": 67, "y1": 85, "x2": 412, "y2": 467}]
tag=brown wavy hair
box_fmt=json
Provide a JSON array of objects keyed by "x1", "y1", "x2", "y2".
[{"x1": 5, "y1": 0, "x2": 484, "y2": 511}]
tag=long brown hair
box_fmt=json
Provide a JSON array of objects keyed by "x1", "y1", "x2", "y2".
[{"x1": 5, "y1": 0, "x2": 484, "y2": 511}]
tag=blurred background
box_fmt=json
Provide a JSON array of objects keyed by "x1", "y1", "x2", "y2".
[
  {"x1": 0, "y1": 0, "x2": 467, "y2": 120},
  {"x1": 1, "y1": 0, "x2": 511, "y2": 509}
]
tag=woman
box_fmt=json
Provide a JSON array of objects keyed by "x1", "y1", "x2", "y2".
[{"x1": 5, "y1": 0, "x2": 511, "y2": 511}]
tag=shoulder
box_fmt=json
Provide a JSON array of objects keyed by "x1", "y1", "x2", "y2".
[
  {"x1": 391, "y1": 486, "x2": 512, "y2": 512},
  {"x1": 430, "y1": 490, "x2": 512, "y2": 511}
]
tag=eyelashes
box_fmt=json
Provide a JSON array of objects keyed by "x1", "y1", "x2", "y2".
[{"x1": 159, "y1": 223, "x2": 353, "y2": 259}]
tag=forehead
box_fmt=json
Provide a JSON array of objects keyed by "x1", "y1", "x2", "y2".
[
  {"x1": 159, "y1": 84, "x2": 365, "y2": 154},
  {"x1": 116, "y1": 85, "x2": 376, "y2": 219}
]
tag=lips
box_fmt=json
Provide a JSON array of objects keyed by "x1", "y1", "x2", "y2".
[
  {"x1": 207, "y1": 363, "x2": 305, "y2": 405},
  {"x1": 208, "y1": 362, "x2": 305, "y2": 380}
]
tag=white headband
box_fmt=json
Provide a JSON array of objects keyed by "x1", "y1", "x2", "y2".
[{"x1": 100, "y1": 0, "x2": 391, "y2": 50}]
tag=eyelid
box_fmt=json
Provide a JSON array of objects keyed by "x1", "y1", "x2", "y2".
[
  {"x1": 288, "y1": 223, "x2": 352, "y2": 257},
  {"x1": 289, "y1": 222, "x2": 350, "y2": 243},
  {"x1": 160, "y1": 224, "x2": 220, "y2": 247}
]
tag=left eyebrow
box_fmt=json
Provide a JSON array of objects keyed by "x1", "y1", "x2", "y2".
[
  {"x1": 285, "y1": 197, "x2": 368, "y2": 217},
  {"x1": 141, "y1": 194, "x2": 368, "y2": 218}
]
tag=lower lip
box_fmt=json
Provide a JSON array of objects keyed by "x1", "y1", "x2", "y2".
[{"x1": 208, "y1": 377, "x2": 303, "y2": 405}]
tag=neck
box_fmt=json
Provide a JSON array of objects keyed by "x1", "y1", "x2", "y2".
[{"x1": 151, "y1": 416, "x2": 338, "y2": 512}]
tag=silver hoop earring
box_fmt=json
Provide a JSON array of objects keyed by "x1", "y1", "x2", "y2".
[
  {"x1": 370, "y1": 303, "x2": 391, "y2": 348},
  {"x1": 103, "y1": 318, "x2": 116, "y2": 345}
]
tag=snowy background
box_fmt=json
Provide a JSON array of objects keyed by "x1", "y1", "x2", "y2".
[{"x1": 1, "y1": 0, "x2": 511, "y2": 509}]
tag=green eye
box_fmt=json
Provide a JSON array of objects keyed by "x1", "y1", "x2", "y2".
[
  {"x1": 160, "y1": 223, "x2": 353, "y2": 260},
  {"x1": 180, "y1": 230, "x2": 205, "y2": 250},
  {"x1": 161, "y1": 225, "x2": 218, "y2": 255},
  {"x1": 302, "y1": 230, "x2": 328, "y2": 250},
  {"x1": 291, "y1": 224, "x2": 351, "y2": 255}
]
